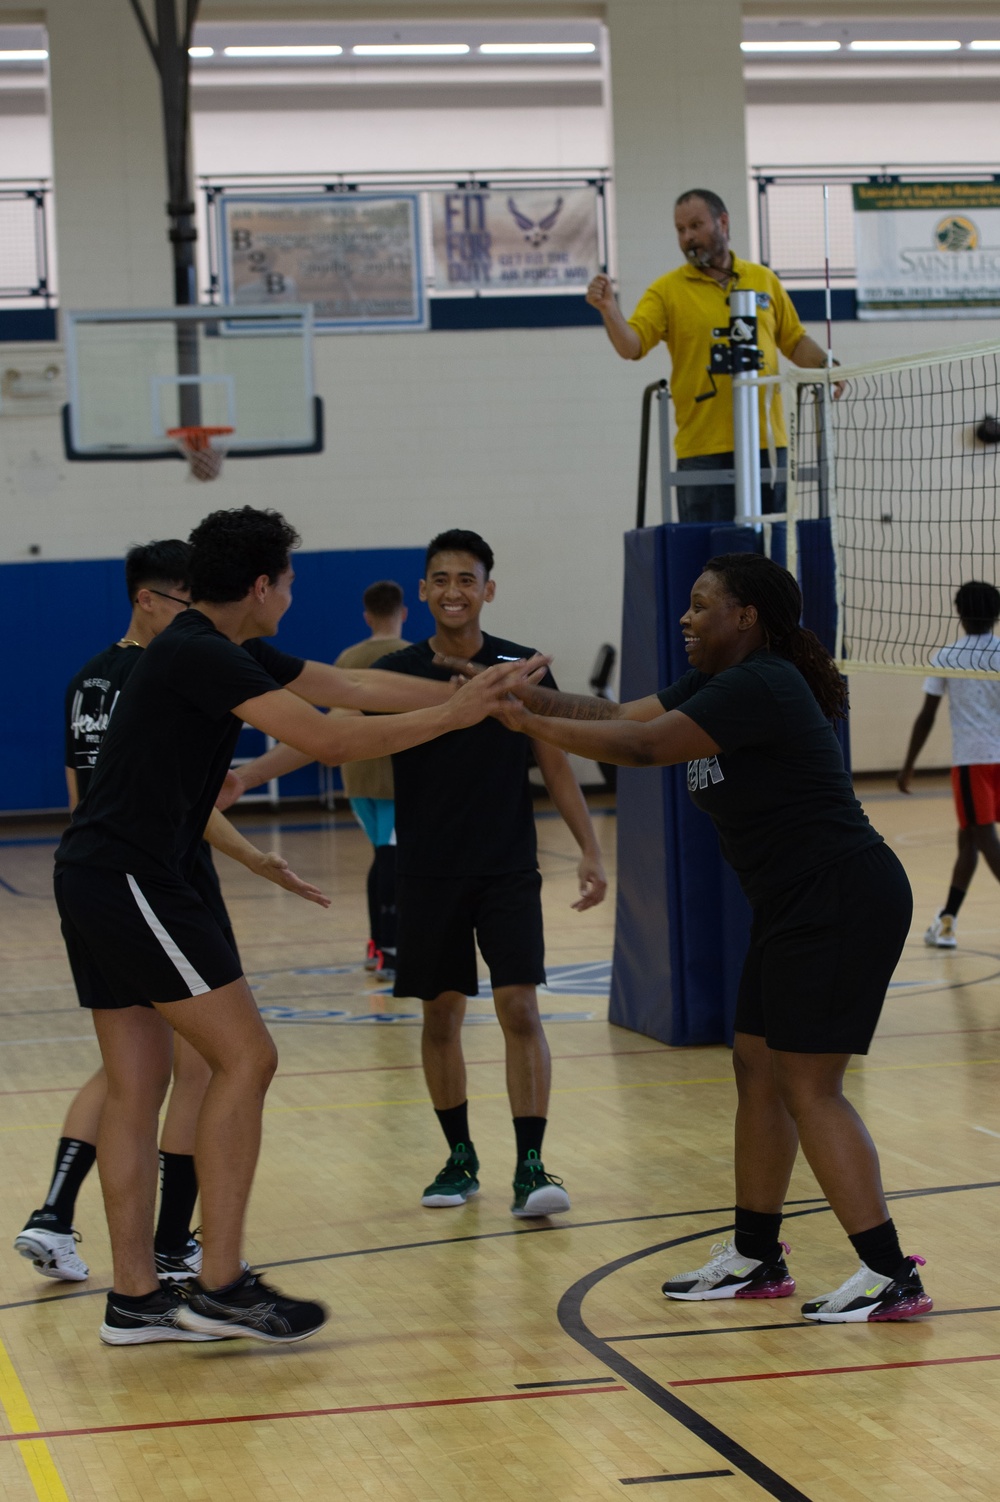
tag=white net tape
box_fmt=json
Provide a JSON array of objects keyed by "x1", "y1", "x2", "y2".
[{"x1": 784, "y1": 339, "x2": 1000, "y2": 677}]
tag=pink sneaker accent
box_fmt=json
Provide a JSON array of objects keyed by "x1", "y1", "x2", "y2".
[
  {"x1": 870, "y1": 1292, "x2": 934, "y2": 1321},
  {"x1": 736, "y1": 1274, "x2": 796, "y2": 1299}
]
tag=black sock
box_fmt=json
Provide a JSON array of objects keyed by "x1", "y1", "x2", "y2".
[
  {"x1": 849, "y1": 1218, "x2": 904, "y2": 1277},
  {"x1": 110, "y1": 1286, "x2": 164, "y2": 1308},
  {"x1": 154, "y1": 1152, "x2": 199, "y2": 1252},
  {"x1": 733, "y1": 1206, "x2": 783, "y2": 1263},
  {"x1": 435, "y1": 1102, "x2": 471, "y2": 1154},
  {"x1": 36, "y1": 1137, "x2": 97, "y2": 1230},
  {"x1": 943, "y1": 885, "x2": 966, "y2": 918},
  {"x1": 513, "y1": 1116, "x2": 547, "y2": 1162}
]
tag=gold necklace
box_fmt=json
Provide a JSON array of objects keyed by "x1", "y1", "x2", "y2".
[{"x1": 117, "y1": 638, "x2": 142, "y2": 648}]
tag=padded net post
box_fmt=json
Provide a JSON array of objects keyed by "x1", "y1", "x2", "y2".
[{"x1": 167, "y1": 425, "x2": 233, "y2": 482}]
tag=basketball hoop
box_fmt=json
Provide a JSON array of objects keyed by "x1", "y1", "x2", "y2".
[{"x1": 167, "y1": 425, "x2": 234, "y2": 482}]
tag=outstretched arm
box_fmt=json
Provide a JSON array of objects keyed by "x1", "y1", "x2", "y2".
[
  {"x1": 897, "y1": 693, "x2": 941, "y2": 793},
  {"x1": 430, "y1": 652, "x2": 665, "y2": 724},
  {"x1": 500, "y1": 699, "x2": 719, "y2": 768},
  {"x1": 203, "y1": 807, "x2": 331, "y2": 907},
  {"x1": 289, "y1": 660, "x2": 453, "y2": 713},
  {"x1": 531, "y1": 741, "x2": 607, "y2": 910}
]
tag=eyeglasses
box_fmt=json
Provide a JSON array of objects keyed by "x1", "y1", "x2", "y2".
[{"x1": 149, "y1": 589, "x2": 190, "y2": 608}]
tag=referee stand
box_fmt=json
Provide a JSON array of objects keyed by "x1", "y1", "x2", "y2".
[{"x1": 610, "y1": 332, "x2": 846, "y2": 1046}]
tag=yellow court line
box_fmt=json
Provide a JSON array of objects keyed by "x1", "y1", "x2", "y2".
[
  {"x1": 2, "y1": 1056, "x2": 999, "y2": 1132},
  {"x1": 0, "y1": 1335, "x2": 69, "y2": 1501}
]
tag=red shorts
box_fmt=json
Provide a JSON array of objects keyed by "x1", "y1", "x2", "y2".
[{"x1": 951, "y1": 764, "x2": 1000, "y2": 828}]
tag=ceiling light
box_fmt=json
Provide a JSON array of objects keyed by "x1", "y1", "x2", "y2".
[
  {"x1": 0, "y1": 49, "x2": 47, "y2": 61},
  {"x1": 968, "y1": 40, "x2": 1000, "y2": 50},
  {"x1": 479, "y1": 42, "x2": 596, "y2": 55},
  {"x1": 223, "y1": 45, "x2": 344, "y2": 58},
  {"x1": 741, "y1": 40, "x2": 841, "y2": 53},
  {"x1": 352, "y1": 43, "x2": 470, "y2": 57},
  {"x1": 188, "y1": 47, "x2": 214, "y2": 58},
  {"x1": 849, "y1": 40, "x2": 961, "y2": 53}
]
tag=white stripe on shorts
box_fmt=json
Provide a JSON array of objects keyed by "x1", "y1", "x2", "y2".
[{"x1": 125, "y1": 874, "x2": 211, "y2": 996}]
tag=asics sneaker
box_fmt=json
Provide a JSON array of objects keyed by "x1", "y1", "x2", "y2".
[
  {"x1": 511, "y1": 1151, "x2": 571, "y2": 1218},
  {"x1": 100, "y1": 1285, "x2": 223, "y2": 1345},
  {"x1": 154, "y1": 1234, "x2": 203, "y2": 1283},
  {"x1": 14, "y1": 1212, "x2": 89, "y2": 1282},
  {"x1": 924, "y1": 912, "x2": 957, "y2": 948},
  {"x1": 801, "y1": 1255, "x2": 932, "y2": 1323},
  {"x1": 176, "y1": 1268, "x2": 327, "y2": 1343},
  {"x1": 421, "y1": 1144, "x2": 480, "y2": 1207},
  {"x1": 662, "y1": 1239, "x2": 795, "y2": 1300}
]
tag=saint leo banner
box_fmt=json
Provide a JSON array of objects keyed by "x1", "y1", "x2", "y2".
[
  {"x1": 854, "y1": 181, "x2": 1000, "y2": 320},
  {"x1": 430, "y1": 187, "x2": 601, "y2": 292}
]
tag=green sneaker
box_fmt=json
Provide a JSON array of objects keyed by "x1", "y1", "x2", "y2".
[
  {"x1": 511, "y1": 1151, "x2": 571, "y2": 1219},
  {"x1": 421, "y1": 1144, "x2": 480, "y2": 1208}
]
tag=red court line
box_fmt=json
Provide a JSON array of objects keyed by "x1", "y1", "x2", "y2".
[
  {"x1": 0, "y1": 1384, "x2": 626, "y2": 1444},
  {"x1": 670, "y1": 1352, "x2": 1000, "y2": 1387}
]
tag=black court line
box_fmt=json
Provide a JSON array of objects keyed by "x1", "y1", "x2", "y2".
[
  {"x1": 605, "y1": 1304, "x2": 1000, "y2": 1343},
  {"x1": 514, "y1": 1377, "x2": 611, "y2": 1389},
  {"x1": 556, "y1": 1182, "x2": 1000, "y2": 1502},
  {"x1": 620, "y1": 1473, "x2": 734, "y2": 1486}
]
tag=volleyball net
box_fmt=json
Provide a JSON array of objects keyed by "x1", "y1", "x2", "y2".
[{"x1": 784, "y1": 337, "x2": 1000, "y2": 678}]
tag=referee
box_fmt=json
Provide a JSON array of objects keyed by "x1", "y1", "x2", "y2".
[
  {"x1": 494, "y1": 552, "x2": 932, "y2": 1324},
  {"x1": 587, "y1": 188, "x2": 840, "y2": 522}
]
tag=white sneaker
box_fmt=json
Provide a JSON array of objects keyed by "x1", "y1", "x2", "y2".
[
  {"x1": 801, "y1": 1256, "x2": 932, "y2": 1323},
  {"x1": 924, "y1": 912, "x2": 957, "y2": 948},
  {"x1": 14, "y1": 1222, "x2": 89, "y2": 1281},
  {"x1": 661, "y1": 1238, "x2": 794, "y2": 1300}
]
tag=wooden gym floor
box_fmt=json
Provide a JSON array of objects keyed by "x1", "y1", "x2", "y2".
[{"x1": 0, "y1": 776, "x2": 998, "y2": 1502}]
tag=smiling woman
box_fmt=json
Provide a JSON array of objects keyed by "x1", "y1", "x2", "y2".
[{"x1": 498, "y1": 552, "x2": 933, "y2": 1326}]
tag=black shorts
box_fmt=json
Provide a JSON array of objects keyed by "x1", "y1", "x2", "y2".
[
  {"x1": 54, "y1": 864, "x2": 243, "y2": 1010},
  {"x1": 394, "y1": 870, "x2": 545, "y2": 1002},
  {"x1": 735, "y1": 842, "x2": 912, "y2": 1055}
]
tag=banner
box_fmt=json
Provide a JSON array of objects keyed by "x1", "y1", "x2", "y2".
[
  {"x1": 219, "y1": 194, "x2": 426, "y2": 332},
  {"x1": 430, "y1": 187, "x2": 601, "y2": 292},
  {"x1": 854, "y1": 181, "x2": 1000, "y2": 320}
]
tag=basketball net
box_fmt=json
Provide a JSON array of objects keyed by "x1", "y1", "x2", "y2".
[{"x1": 167, "y1": 425, "x2": 234, "y2": 482}]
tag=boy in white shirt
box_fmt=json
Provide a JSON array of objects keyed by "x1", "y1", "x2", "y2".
[{"x1": 898, "y1": 581, "x2": 1000, "y2": 946}]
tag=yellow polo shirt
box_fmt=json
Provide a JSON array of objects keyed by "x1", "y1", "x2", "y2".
[{"x1": 627, "y1": 255, "x2": 806, "y2": 459}]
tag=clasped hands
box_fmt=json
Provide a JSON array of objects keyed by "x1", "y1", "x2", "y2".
[{"x1": 435, "y1": 651, "x2": 543, "y2": 733}]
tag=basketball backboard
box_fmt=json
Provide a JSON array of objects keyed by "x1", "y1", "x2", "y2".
[{"x1": 61, "y1": 304, "x2": 323, "y2": 461}]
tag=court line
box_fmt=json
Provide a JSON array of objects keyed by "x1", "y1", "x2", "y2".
[
  {"x1": 557, "y1": 1182, "x2": 1000, "y2": 1502},
  {"x1": 0, "y1": 1332, "x2": 70, "y2": 1500},
  {"x1": 670, "y1": 1352, "x2": 1000, "y2": 1387},
  {"x1": 604, "y1": 1303, "x2": 1000, "y2": 1343},
  {"x1": 0, "y1": 1046, "x2": 673, "y2": 1099},
  {"x1": 620, "y1": 1474, "x2": 734, "y2": 1486},
  {"x1": 0, "y1": 1384, "x2": 626, "y2": 1445}
]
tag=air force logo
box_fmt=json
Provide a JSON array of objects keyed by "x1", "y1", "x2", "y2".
[{"x1": 688, "y1": 756, "x2": 725, "y2": 792}]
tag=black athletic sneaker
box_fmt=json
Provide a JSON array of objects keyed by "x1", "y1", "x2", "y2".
[
  {"x1": 510, "y1": 1151, "x2": 571, "y2": 1218},
  {"x1": 421, "y1": 1144, "x2": 480, "y2": 1207},
  {"x1": 175, "y1": 1269, "x2": 328, "y2": 1343},
  {"x1": 662, "y1": 1239, "x2": 795, "y2": 1300},
  {"x1": 100, "y1": 1285, "x2": 223, "y2": 1345},
  {"x1": 801, "y1": 1255, "x2": 933, "y2": 1323},
  {"x1": 154, "y1": 1234, "x2": 203, "y2": 1283}
]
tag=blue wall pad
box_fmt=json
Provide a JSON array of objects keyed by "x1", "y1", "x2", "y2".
[
  {"x1": 0, "y1": 547, "x2": 434, "y2": 813},
  {"x1": 609, "y1": 518, "x2": 846, "y2": 1047}
]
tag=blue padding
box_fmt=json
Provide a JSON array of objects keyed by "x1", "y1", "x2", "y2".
[
  {"x1": 0, "y1": 547, "x2": 433, "y2": 813},
  {"x1": 610, "y1": 517, "x2": 845, "y2": 1046}
]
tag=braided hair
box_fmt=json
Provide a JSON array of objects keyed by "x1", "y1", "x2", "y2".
[{"x1": 703, "y1": 553, "x2": 847, "y2": 721}]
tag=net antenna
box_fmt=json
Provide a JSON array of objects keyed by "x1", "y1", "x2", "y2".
[
  {"x1": 127, "y1": 0, "x2": 203, "y2": 427},
  {"x1": 784, "y1": 337, "x2": 1000, "y2": 679}
]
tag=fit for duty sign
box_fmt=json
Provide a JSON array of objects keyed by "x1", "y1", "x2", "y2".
[
  {"x1": 854, "y1": 181, "x2": 1000, "y2": 320},
  {"x1": 430, "y1": 187, "x2": 601, "y2": 291}
]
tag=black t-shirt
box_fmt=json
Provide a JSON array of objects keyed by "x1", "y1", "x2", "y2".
[
  {"x1": 65, "y1": 642, "x2": 143, "y2": 800},
  {"x1": 657, "y1": 650, "x2": 880, "y2": 903},
  {"x1": 373, "y1": 634, "x2": 557, "y2": 878},
  {"x1": 61, "y1": 638, "x2": 230, "y2": 924},
  {"x1": 56, "y1": 608, "x2": 304, "y2": 882}
]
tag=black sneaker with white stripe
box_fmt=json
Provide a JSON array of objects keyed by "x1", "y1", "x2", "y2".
[
  {"x1": 100, "y1": 1284, "x2": 224, "y2": 1345},
  {"x1": 175, "y1": 1268, "x2": 328, "y2": 1343},
  {"x1": 154, "y1": 1234, "x2": 203, "y2": 1283}
]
